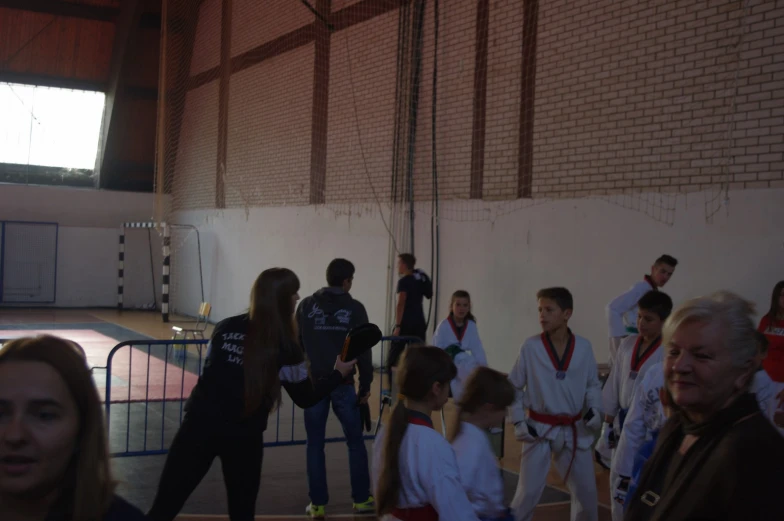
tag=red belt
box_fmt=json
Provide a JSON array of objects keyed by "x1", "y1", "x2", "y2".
[
  {"x1": 527, "y1": 410, "x2": 582, "y2": 482},
  {"x1": 391, "y1": 505, "x2": 438, "y2": 521},
  {"x1": 527, "y1": 410, "x2": 581, "y2": 426}
]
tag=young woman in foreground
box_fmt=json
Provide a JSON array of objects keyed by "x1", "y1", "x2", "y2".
[{"x1": 0, "y1": 335, "x2": 147, "y2": 521}]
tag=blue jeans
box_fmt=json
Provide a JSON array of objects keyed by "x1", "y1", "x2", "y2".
[{"x1": 304, "y1": 384, "x2": 371, "y2": 505}]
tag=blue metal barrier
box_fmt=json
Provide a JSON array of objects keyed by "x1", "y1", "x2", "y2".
[
  {"x1": 104, "y1": 339, "x2": 208, "y2": 457},
  {"x1": 104, "y1": 335, "x2": 422, "y2": 458}
]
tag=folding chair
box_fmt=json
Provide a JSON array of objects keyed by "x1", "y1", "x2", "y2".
[{"x1": 171, "y1": 302, "x2": 211, "y2": 361}]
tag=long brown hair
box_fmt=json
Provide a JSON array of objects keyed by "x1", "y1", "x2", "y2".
[
  {"x1": 0, "y1": 335, "x2": 115, "y2": 521},
  {"x1": 766, "y1": 281, "x2": 784, "y2": 324},
  {"x1": 450, "y1": 290, "x2": 477, "y2": 323},
  {"x1": 376, "y1": 346, "x2": 456, "y2": 516},
  {"x1": 448, "y1": 367, "x2": 515, "y2": 442},
  {"x1": 243, "y1": 267, "x2": 302, "y2": 416}
]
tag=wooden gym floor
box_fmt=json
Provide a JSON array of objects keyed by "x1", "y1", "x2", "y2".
[{"x1": 0, "y1": 308, "x2": 611, "y2": 520}]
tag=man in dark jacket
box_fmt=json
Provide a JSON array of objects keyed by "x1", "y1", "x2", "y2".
[{"x1": 297, "y1": 258, "x2": 374, "y2": 518}]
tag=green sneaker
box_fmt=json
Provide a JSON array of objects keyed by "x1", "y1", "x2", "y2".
[
  {"x1": 305, "y1": 503, "x2": 325, "y2": 518},
  {"x1": 353, "y1": 496, "x2": 376, "y2": 514}
]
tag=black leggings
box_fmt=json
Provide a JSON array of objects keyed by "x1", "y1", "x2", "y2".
[{"x1": 147, "y1": 411, "x2": 264, "y2": 521}]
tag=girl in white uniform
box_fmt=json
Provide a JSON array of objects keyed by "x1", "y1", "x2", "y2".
[
  {"x1": 373, "y1": 345, "x2": 481, "y2": 521},
  {"x1": 449, "y1": 367, "x2": 515, "y2": 521},
  {"x1": 432, "y1": 290, "x2": 488, "y2": 402},
  {"x1": 599, "y1": 291, "x2": 671, "y2": 521}
]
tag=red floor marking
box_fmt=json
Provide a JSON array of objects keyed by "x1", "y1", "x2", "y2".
[
  {"x1": 0, "y1": 311, "x2": 102, "y2": 325},
  {"x1": 0, "y1": 329, "x2": 198, "y2": 403}
]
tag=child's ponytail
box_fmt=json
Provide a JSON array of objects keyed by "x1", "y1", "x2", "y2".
[
  {"x1": 376, "y1": 346, "x2": 457, "y2": 516},
  {"x1": 376, "y1": 400, "x2": 408, "y2": 515}
]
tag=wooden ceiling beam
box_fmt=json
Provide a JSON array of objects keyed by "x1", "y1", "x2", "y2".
[
  {"x1": 0, "y1": 0, "x2": 118, "y2": 22},
  {"x1": 0, "y1": 1, "x2": 161, "y2": 29},
  {"x1": 95, "y1": 0, "x2": 143, "y2": 188},
  {"x1": 0, "y1": 71, "x2": 105, "y2": 91}
]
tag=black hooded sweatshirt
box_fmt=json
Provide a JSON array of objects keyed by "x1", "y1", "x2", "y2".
[
  {"x1": 184, "y1": 313, "x2": 343, "y2": 431},
  {"x1": 296, "y1": 287, "x2": 373, "y2": 396}
]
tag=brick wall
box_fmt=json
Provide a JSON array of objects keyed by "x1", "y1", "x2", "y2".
[
  {"x1": 483, "y1": 0, "x2": 524, "y2": 200},
  {"x1": 325, "y1": 10, "x2": 398, "y2": 204},
  {"x1": 190, "y1": 0, "x2": 221, "y2": 76},
  {"x1": 411, "y1": 0, "x2": 477, "y2": 201},
  {"x1": 226, "y1": 44, "x2": 314, "y2": 207},
  {"x1": 232, "y1": 0, "x2": 313, "y2": 56},
  {"x1": 173, "y1": 82, "x2": 218, "y2": 210},
  {"x1": 533, "y1": 0, "x2": 783, "y2": 198},
  {"x1": 169, "y1": 0, "x2": 783, "y2": 210}
]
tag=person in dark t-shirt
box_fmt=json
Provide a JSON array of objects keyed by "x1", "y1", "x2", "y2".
[{"x1": 388, "y1": 254, "x2": 433, "y2": 379}]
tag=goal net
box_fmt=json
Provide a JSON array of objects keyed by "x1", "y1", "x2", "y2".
[{"x1": 118, "y1": 223, "x2": 204, "y2": 322}]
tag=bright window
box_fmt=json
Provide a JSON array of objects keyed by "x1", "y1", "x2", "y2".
[{"x1": 0, "y1": 83, "x2": 106, "y2": 170}]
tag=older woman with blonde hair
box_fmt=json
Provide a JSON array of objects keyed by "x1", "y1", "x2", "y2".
[
  {"x1": 0, "y1": 335, "x2": 146, "y2": 521},
  {"x1": 624, "y1": 291, "x2": 784, "y2": 521}
]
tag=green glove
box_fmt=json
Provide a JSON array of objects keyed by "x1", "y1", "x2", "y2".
[{"x1": 444, "y1": 344, "x2": 463, "y2": 360}]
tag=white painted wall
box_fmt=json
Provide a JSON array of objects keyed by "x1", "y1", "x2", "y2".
[
  {"x1": 171, "y1": 188, "x2": 784, "y2": 370},
  {"x1": 0, "y1": 184, "x2": 162, "y2": 308},
  {"x1": 170, "y1": 207, "x2": 393, "y2": 325}
]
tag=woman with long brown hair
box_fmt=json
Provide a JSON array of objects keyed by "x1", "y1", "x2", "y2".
[
  {"x1": 147, "y1": 268, "x2": 357, "y2": 521},
  {"x1": 372, "y1": 345, "x2": 480, "y2": 521},
  {"x1": 0, "y1": 335, "x2": 146, "y2": 521}
]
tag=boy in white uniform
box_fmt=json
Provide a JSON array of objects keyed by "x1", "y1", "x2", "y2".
[
  {"x1": 772, "y1": 385, "x2": 784, "y2": 435},
  {"x1": 605, "y1": 255, "x2": 677, "y2": 368},
  {"x1": 508, "y1": 287, "x2": 603, "y2": 521},
  {"x1": 614, "y1": 361, "x2": 667, "y2": 510},
  {"x1": 600, "y1": 291, "x2": 672, "y2": 521},
  {"x1": 751, "y1": 332, "x2": 782, "y2": 436}
]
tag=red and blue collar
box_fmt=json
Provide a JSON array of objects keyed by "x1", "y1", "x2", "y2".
[
  {"x1": 407, "y1": 409, "x2": 434, "y2": 429},
  {"x1": 447, "y1": 314, "x2": 467, "y2": 341},
  {"x1": 631, "y1": 335, "x2": 661, "y2": 372},
  {"x1": 540, "y1": 329, "x2": 576, "y2": 372}
]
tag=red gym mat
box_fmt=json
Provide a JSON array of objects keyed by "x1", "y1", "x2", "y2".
[{"x1": 0, "y1": 329, "x2": 199, "y2": 403}]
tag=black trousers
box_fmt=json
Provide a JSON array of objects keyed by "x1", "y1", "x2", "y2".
[
  {"x1": 387, "y1": 323, "x2": 427, "y2": 378},
  {"x1": 147, "y1": 410, "x2": 265, "y2": 521}
]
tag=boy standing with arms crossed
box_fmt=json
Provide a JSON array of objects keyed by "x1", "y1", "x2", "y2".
[{"x1": 508, "y1": 288, "x2": 602, "y2": 521}]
